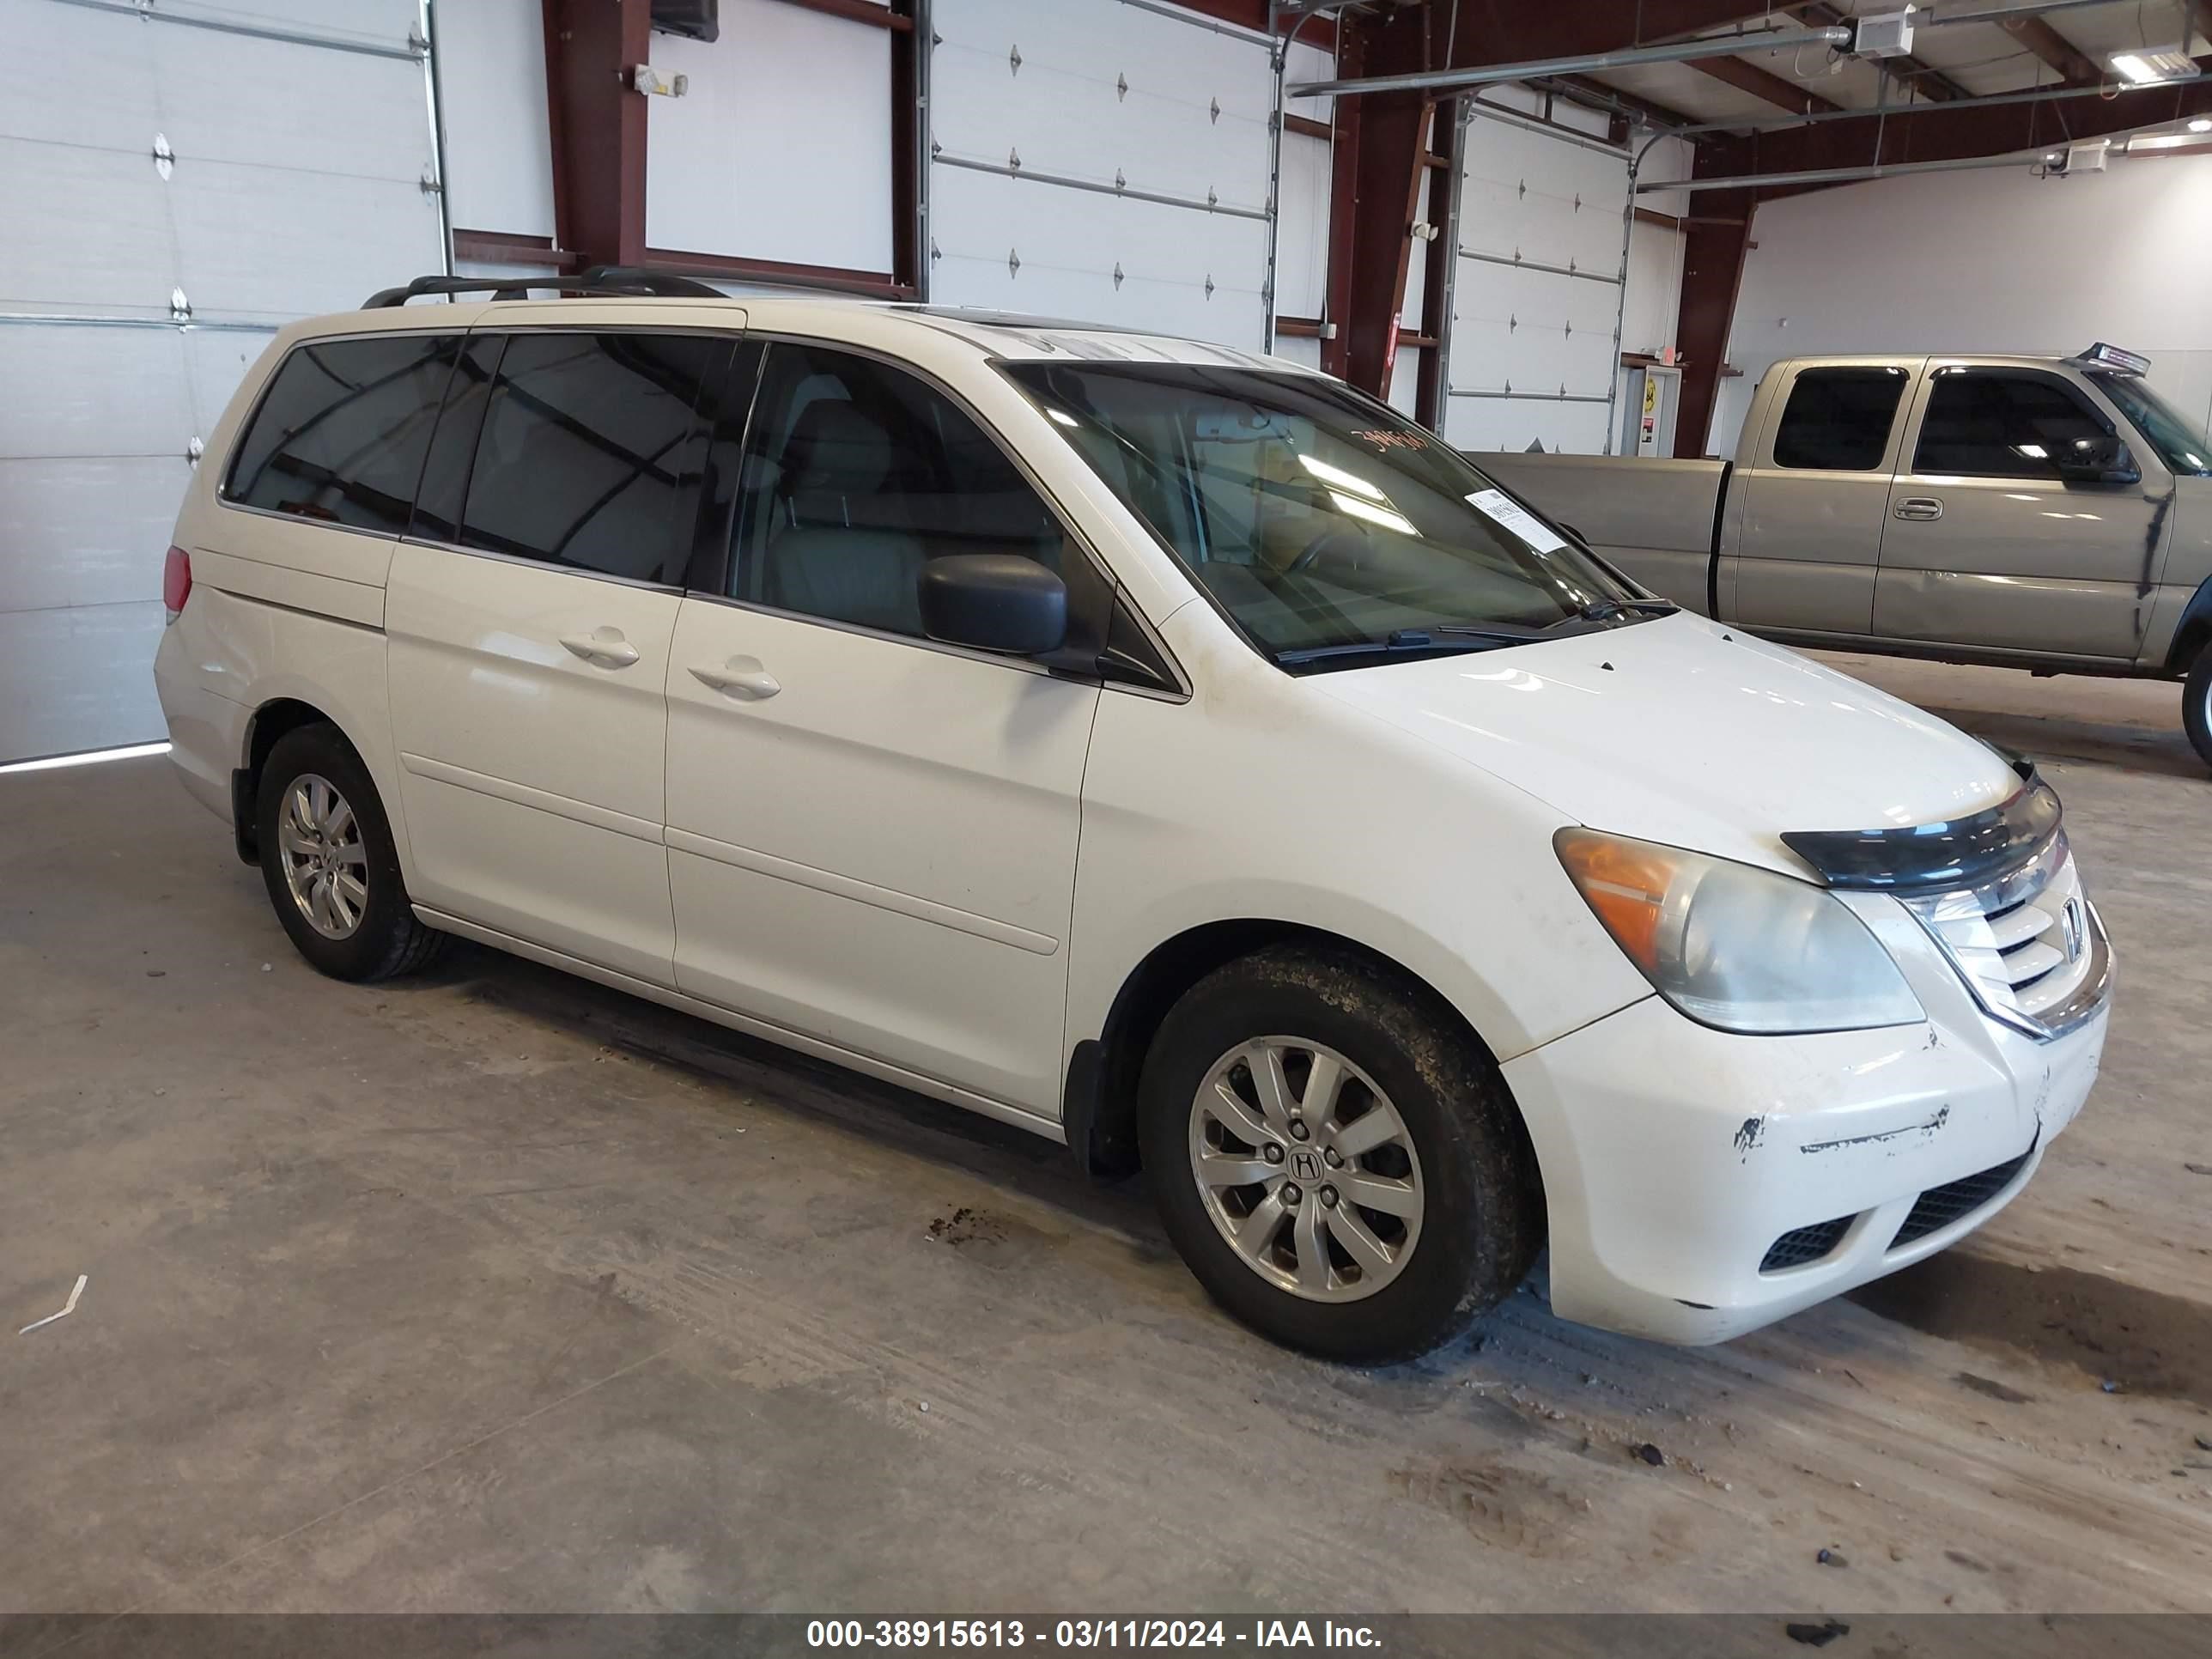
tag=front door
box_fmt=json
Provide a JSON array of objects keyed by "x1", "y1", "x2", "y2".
[
  {"x1": 664, "y1": 342, "x2": 1099, "y2": 1114},
  {"x1": 386, "y1": 326, "x2": 738, "y2": 984},
  {"x1": 1875, "y1": 365, "x2": 2170, "y2": 660}
]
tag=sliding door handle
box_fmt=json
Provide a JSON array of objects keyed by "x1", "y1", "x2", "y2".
[
  {"x1": 559, "y1": 629, "x2": 641, "y2": 667},
  {"x1": 690, "y1": 657, "x2": 781, "y2": 700}
]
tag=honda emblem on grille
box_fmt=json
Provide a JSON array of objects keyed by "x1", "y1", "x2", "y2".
[{"x1": 2060, "y1": 898, "x2": 2086, "y2": 962}]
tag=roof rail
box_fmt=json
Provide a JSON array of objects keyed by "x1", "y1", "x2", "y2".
[
  {"x1": 362, "y1": 266, "x2": 729, "y2": 308},
  {"x1": 574, "y1": 264, "x2": 726, "y2": 298}
]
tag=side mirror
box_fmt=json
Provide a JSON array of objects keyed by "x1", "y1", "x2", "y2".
[
  {"x1": 2055, "y1": 432, "x2": 2140, "y2": 486},
  {"x1": 919, "y1": 554, "x2": 1068, "y2": 656}
]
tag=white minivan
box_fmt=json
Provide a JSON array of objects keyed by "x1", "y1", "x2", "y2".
[{"x1": 154, "y1": 276, "x2": 2112, "y2": 1361}]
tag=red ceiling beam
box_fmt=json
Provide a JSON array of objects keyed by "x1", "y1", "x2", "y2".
[
  {"x1": 541, "y1": 0, "x2": 648, "y2": 266},
  {"x1": 1170, "y1": 0, "x2": 1335, "y2": 52},
  {"x1": 1999, "y1": 12, "x2": 2100, "y2": 83},
  {"x1": 1688, "y1": 51, "x2": 1844, "y2": 115},
  {"x1": 1697, "y1": 70, "x2": 2212, "y2": 182}
]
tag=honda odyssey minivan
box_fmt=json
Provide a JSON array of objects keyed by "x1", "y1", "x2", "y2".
[{"x1": 154, "y1": 276, "x2": 2111, "y2": 1361}]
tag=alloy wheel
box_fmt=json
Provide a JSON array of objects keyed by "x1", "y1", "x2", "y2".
[
  {"x1": 277, "y1": 773, "x2": 368, "y2": 940},
  {"x1": 1187, "y1": 1036, "x2": 1425, "y2": 1303}
]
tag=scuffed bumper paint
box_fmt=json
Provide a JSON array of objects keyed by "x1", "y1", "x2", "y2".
[{"x1": 1502, "y1": 971, "x2": 2106, "y2": 1345}]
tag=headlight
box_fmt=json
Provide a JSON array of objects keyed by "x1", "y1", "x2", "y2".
[{"x1": 1555, "y1": 829, "x2": 1924, "y2": 1036}]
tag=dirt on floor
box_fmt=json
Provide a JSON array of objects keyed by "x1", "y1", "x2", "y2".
[{"x1": 1, "y1": 655, "x2": 2209, "y2": 1616}]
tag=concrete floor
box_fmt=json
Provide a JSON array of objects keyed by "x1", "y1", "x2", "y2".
[{"x1": 3, "y1": 656, "x2": 2209, "y2": 1617}]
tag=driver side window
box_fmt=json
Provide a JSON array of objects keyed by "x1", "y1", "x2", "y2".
[
  {"x1": 728, "y1": 343, "x2": 1063, "y2": 639},
  {"x1": 1912, "y1": 371, "x2": 2113, "y2": 480}
]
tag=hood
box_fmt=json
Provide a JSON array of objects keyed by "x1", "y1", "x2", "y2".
[{"x1": 1311, "y1": 612, "x2": 2021, "y2": 878}]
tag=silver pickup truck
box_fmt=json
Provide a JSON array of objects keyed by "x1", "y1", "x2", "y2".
[{"x1": 1477, "y1": 345, "x2": 2212, "y2": 769}]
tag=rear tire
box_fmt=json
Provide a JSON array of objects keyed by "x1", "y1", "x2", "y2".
[
  {"x1": 2185, "y1": 642, "x2": 2212, "y2": 773},
  {"x1": 255, "y1": 724, "x2": 446, "y2": 981},
  {"x1": 1137, "y1": 945, "x2": 1544, "y2": 1364}
]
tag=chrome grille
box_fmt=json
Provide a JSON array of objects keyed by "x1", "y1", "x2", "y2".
[{"x1": 1901, "y1": 831, "x2": 2109, "y2": 1039}]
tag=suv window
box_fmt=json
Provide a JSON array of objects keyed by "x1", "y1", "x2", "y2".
[
  {"x1": 224, "y1": 333, "x2": 460, "y2": 532},
  {"x1": 453, "y1": 331, "x2": 732, "y2": 585},
  {"x1": 1912, "y1": 370, "x2": 2112, "y2": 478},
  {"x1": 1771, "y1": 368, "x2": 1907, "y2": 471},
  {"x1": 729, "y1": 343, "x2": 1064, "y2": 637}
]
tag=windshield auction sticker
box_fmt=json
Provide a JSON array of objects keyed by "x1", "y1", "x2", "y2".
[{"x1": 1465, "y1": 488, "x2": 1568, "y2": 552}]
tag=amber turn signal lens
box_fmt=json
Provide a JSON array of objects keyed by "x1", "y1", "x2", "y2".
[{"x1": 1555, "y1": 829, "x2": 1680, "y2": 972}]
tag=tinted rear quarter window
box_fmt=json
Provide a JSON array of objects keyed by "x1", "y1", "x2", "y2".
[
  {"x1": 223, "y1": 334, "x2": 460, "y2": 531},
  {"x1": 455, "y1": 331, "x2": 731, "y2": 585},
  {"x1": 1771, "y1": 368, "x2": 1908, "y2": 471},
  {"x1": 409, "y1": 334, "x2": 505, "y2": 544}
]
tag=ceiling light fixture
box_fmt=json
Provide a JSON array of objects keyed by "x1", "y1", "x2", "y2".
[{"x1": 2108, "y1": 46, "x2": 2198, "y2": 84}]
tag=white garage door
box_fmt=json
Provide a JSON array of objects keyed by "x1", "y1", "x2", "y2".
[
  {"x1": 1443, "y1": 98, "x2": 1632, "y2": 457},
  {"x1": 927, "y1": 0, "x2": 1278, "y2": 349},
  {"x1": 0, "y1": 0, "x2": 444, "y2": 763}
]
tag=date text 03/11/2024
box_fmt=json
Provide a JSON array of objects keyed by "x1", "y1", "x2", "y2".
[{"x1": 805, "y1": 1620, "x2": 1384, "y2": 1649}]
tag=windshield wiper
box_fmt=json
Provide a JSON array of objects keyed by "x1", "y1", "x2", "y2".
[
  {"x1": 1564, "y1": 597, "x2": 1678, "y2": 628},
  {"x1": 1274, "y1": 628, "x2": 1525, "y2": 666}
]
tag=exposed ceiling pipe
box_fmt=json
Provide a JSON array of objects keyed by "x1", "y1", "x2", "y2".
[
  {"x1": 1916, "y1": 0, "x2": 2126, "y2": 29},
  {"x1": 1662, "y1": 70, "x2": 2204, "y2": 137},
  {"x1": 1637, "y1": 146, "x2": 2069, "y2": 191},
  {"x1": 1288, "y1": 23, "x2": 1852, "y2": 99}
]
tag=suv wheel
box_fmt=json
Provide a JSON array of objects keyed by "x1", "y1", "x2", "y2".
[
  {"x1": 256, "y1": 724, "x2": 446, "y2": 981},
  {"x1": 1137, "y1": 946, "x2": 1543, "y2": 1364},
  {"x1": 2185, "y1": 641, "x2": 2212, "y2": 773}
]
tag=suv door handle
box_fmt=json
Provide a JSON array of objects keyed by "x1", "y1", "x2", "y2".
[
  {"x1": 1893, "y1": 496, "x2": 1944, "y2": 522},
  {"x1": 559, "y1": 629, "x2": 641, "y2": 667},
  {"x1": 690, "y1": 657, "x2": 781, "y2": 700}
]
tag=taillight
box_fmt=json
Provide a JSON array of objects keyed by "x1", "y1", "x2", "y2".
[{"x1": 162, "y1": 545, "x2": 191, "y2": 621}]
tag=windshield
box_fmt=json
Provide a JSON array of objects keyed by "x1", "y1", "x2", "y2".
[
  {"x1": 2088, "y1": 371, "x2": 2211, "y2": 476},
  {"x1": 1000, "y1": 362, "x2": 1648, "y2": 668}
]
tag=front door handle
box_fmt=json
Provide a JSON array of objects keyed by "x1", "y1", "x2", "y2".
[
  {"x1": 559, "y1": 629, "x2": 641, "y2": 667},
  {"x1": 690, "y1": 656, "x2": 781, "y2": 700},
  {"x1": 1893, "y1": 496, "x2": 1944, "y2": 522}
]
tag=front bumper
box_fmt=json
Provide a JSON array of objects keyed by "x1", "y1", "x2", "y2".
[{"x1": 1501, "y1": 890, "x2": 2108, "y2": 1344}]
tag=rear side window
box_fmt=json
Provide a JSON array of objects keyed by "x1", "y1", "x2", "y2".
[
  {"x1": 453, "y1": 331, "x2": 733, "y2": 585},
  {"x1": 1912, "y1": 370, "x2": 2113, "y2": 478},
  {"x1": 1771, "y1": 368, "x2": 1908, "y2": 471},
  {"x1": 223, "y1": 334, "x2": 460, "y2": 531}
]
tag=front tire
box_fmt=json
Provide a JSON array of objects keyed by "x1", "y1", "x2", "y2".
[
  {"x1": 1137, "y1": 946, "x2": 1543, "y2": 1364},
  {"x1": 2185, "y1": 641, "x2": 2212, "y2": 773},
  {"x1": 255, "y1": 724, "x2": 446, "y2": 981}
]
